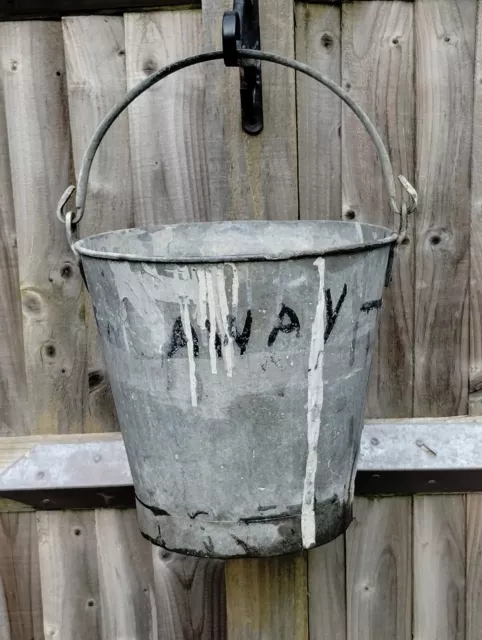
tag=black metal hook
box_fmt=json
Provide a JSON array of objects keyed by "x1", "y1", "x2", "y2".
[{"x1": 222, "y1": 0, "x2": 263, "y2": 135}]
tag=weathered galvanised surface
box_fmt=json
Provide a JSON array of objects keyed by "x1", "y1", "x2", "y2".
[{"x1": 77, "y1": 220, "x2": 393, "y2": 557}]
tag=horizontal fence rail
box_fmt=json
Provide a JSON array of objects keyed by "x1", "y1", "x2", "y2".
[
  {"x1": 0, "y1": 0, "x2": 415, "y2": 21},
  {"x1": 0, "y1": 417, "x2": 480, "y2": 511}
]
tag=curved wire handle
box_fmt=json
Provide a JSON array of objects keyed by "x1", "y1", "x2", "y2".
[{"x1": 57, "y1": 49, "x2": 417, "y2": 242}]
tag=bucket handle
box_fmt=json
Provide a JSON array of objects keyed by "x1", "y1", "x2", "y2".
[{"x1": 57, "y1": 49, "x2": 417, "y2": 249}]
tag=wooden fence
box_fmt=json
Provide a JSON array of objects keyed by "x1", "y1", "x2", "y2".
[{"x1": 0, "y1": 0, "x2": 481, "y2": 637}]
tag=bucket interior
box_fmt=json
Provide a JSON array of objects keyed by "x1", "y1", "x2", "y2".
[{"x1": 75, "y1": 220, "x2": 394, "y2": 262}]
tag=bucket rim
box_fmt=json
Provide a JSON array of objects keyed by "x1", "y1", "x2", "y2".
[{"x1": 74, "y1": 219, "x2": 398, "y2": 263}]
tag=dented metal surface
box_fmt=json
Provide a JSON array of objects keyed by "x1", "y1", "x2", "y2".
[{"x1": 77, "y1": 220, "x2": 393, "y2": 558}]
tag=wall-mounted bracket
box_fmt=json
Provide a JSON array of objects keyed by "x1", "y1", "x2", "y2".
[{"x1": 222, "y1": 0, "x2": 263, "y2": 135}]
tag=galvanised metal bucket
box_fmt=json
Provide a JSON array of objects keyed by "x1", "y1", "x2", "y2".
[{"x1": 57, "y1": 51, "x2": 416, "y2": 558}]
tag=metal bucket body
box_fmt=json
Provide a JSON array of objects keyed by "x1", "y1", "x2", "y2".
[{"x1": 77, "y1": 220, "x2": 394, "y2": 558}]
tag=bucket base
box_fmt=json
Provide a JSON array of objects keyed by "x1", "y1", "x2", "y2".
[{"x1": 136, "y1": 495, "x2": 352, "y2": 558}]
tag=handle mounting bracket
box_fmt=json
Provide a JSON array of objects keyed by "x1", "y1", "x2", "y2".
[{"x1": 222, "y1": 0, "x2": 263, "y2": 135}]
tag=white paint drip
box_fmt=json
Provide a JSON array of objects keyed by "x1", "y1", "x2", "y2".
[
  {"x1": 205, "y1": 270, "x2": 218, "y2": 374},
  {"x1": 229, "y1": 263, "x2": 239, "y2": 317},
  {"x1": 196, "y1": 268, "x2": 209, "y2": 347},
  {"x1": 301, "y1": 257, "x2": 326, "y2": 549},
  {"x1": 179, "y1": 297, "x2": 197, "y2": 407},
  {"x1": 244, "y1": 266, "x2": 253, "y2": 309},
  {"x1": 214, "y1": 266, "x2": 235, "y2": 377}
]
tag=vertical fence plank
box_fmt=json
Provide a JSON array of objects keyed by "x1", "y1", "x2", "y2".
[
  {"x1": 466, "y1": 494, "x2": 482, "y2": 640},
  {"x1": 152, "y1": 546, "x2": 226, "y2": 640},
  {"x1": 125, "y1": 11, "x2": 226, "y2": 639},
  {"x1": 296, "y1": 3, "x2": 341, "y2": 221},
  {"x1": 413, "y1": 2, "x2": 474, "y2": 637},
  {"x1": 341, "y1": 4, "x2": 414, "y2": 639},
  {"x1": 346, "y1": 498, "x2": 412, "y2": 640},
  {"x1": 226, "y1": 556, "x2": 307, "y2": 640},
  {"x1": 467, "y1": 4, "x2": 482, "y2": 637},
  {"x1": 0, "y1": 46, "x2": 26, "y2": 438},
  {"x1": 296, "y1": 6, "x2": 346, "y2": 639},
  {"x1": 307, "y1": 538, "x2": 346, "y2": 640},
  {"x1": 203, "y1": 1, "x2": 304, "y2": 637},
  {"x1": 62, "y1": 15, "x2": 133, "y2": 433},
  {"x1": 0, "y1": 577, "x2": 11, "y2": 640},
  {"x1": 0, "y1": 21, "x2": 86, "y2": 436},
  {"x1": 414, "y1": 0, "x2": 474, "y2": 417},
  {"x1": 95, "y1": 509, "x2": 156, "y2": 639},
  {"x1": 202, "y1": 0, "x2": 297, "y2": 221},
  {"x1": 126, "y1": 10, "x2": 210, "y2": 226},
  {"x1": 38, "y1": 511, "x2": 101, "y2": 639},
  {"x1": 470, "y1": 0, "x2": 482, "y2": 414},
  {"x1": 342, "y1": 0, "x2": 415, "y2": 419},
  {"x1": 414, "y1": 496, "x2": 466, "y2": 640},
  {"x1": 0, "y1": 21, "x2": 83, "y2": 640},
  {"x1": 0, "y1": 514, "x2": 43, "y2": 640}
]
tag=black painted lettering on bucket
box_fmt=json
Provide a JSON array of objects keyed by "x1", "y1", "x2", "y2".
[
  {"x1": 324, "y1": 284, "x2": 347, "y2": 343},
  {"x1": 228, "y1": 310, "x2": 253, "y2": 354},
  {"x1": 268, "y1": 304, "x2": 301, "y2": 347},
  {"x1": 167, "y1": 316, "x2": 199, "y2": 358},
  {"x1": 360, "y1": 298, "x2": 382, "y2": 313},
  {"x1": 204, "y1": 319, "x2": 222, "y2": 357}
]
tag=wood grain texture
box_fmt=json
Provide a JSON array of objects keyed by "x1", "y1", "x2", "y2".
[
  {"x1": 95, "y1": 509, "x2": 156, "y2": 639},
  {"x1": 0, "y1": 513, "x2": 43, "y2": 640},
  {"x1": 470, "y1": 0, "x2": 482, "y2": 415},
  {"x1": 0, "y1": 49, "x2": 26, "y2": 438},
  {"x1": 466, "y1": 494, "x2": 482, "y2": 640},
  {"x1": 226, "y1": 555, "x2": 307, "y2": 640},
  {"x1": 152, "y1": 546, "x2": 226, "y2": 639},
  {"x1": 308, "y1": 537, "x2": 346, "y2": 640},
  {"x1": 38, "y1": 510, "x2": 100, "y2": 639},
  {"x1": 125, "y1": 12, "x2": 227, "y2": 639},
  {"x1": 203, "y1": 0, "x2": 298, "y2": 221},
  {"x1": 203, "y1": 1, "x2": 305, "y2": 634},
  {"x1": 414, "y1": 0, "x2": 475, "y2": 416},
  {"x1": 62, "y1": 15, "x2": 133, "y2": 433},
  {"x1": 125, "y1": 10, "x2": 210, "y2": 226},
  {"x1": 346, "y1": 498, "x2": 411, "y2": 640},
  {"x1": 295, "y1": 10, "x2": 346, "y2": 637},
  {"x1": 413, "y1": 495, "x2": 465, "y2": 640},
  {"x1": 342, "y1": 1, "x2": 414, "y2": 419},
  {"x1": 296, "y1": 3, "x2": 341, "y2": 220},
  {"x1": 0, "y1": 576, "x2": 11, "y2": 640},
  {"x1": 466, "y1": 357, "x2": 482, "y2": 639},
  {"x1": 0, "y1": 22, "x2": 86, "y2": 435}
]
